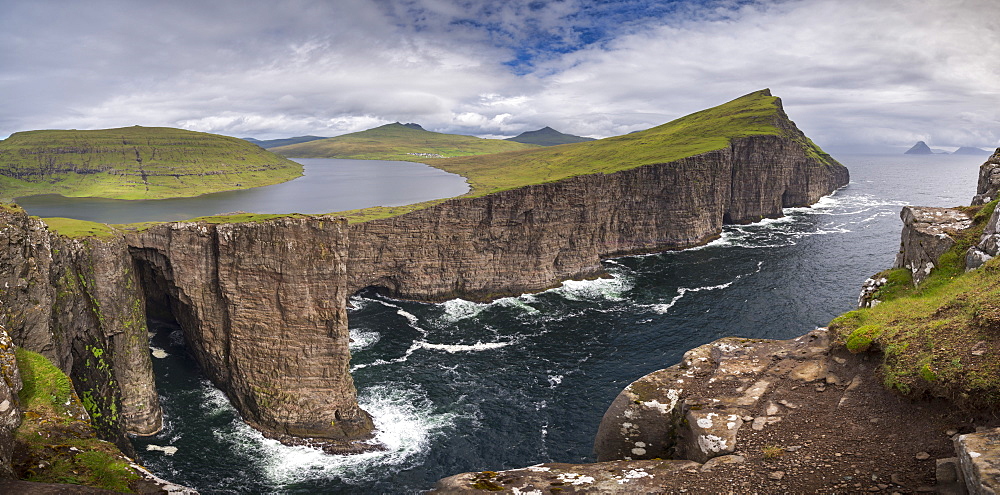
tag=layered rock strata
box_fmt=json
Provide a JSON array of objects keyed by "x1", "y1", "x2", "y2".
[
  {"x1": 972, "y1": 148, "x2": 1000, "y2": 205},
  {"x1": 0, "y1": 207, "x2": 159, "y2": 453},
  {"x1": 349, "y1": 135, "x2": 849, "y2": 301},
  {"x1": 0, "y1": 326, "x2": 22, "y2": 479},
  {"x1": 127, "y1": 218, "x2": 374, "y2": 450}
]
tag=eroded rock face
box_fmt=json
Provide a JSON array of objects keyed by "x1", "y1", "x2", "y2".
[
  {"x1": 972, "y1": 147, "x2": 1000, "y2": 205},
  {"x1": 955, "y1": 427, "x2": 1000, "y2": 494},
  {"x1": 349, "y1": 134, "x2": 849, "y2": 301},
  {"x1": 892, "y1": 206, "x2": 972, "y2": 285},
  {"x1": 127, "y1": 218, "x2": 374, "y2": 450},
  {"x1": 594, "y1": 329, "x2": 832, "y2": 464},
  {"x1": 0, "y1": 325, "x2": 22, "y2": 479},
  {"x1": 431, "y1": 459, "x2": 701, "y2": 494},
  {"x1": 0, "y1": 207, "x2": 160, "y2": 454}
]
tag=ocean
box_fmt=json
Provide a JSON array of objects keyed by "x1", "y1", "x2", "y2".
[{"x1": 129, "y1": 153, "x2": 985, "y2": 493}]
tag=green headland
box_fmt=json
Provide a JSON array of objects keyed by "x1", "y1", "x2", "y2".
[
  {"x1": 334, "y1": 89, "x2": 841, "y2": 222},
  {"x1": 0, "y1": 126, "x2": 303, "y2": 200},
  {"x1": 271, "y1": 122, "x2": 540, "y2": 160}
]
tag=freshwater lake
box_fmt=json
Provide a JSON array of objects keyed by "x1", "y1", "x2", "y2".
[{"x1": 15, "y1": 158, "x2": 470, "y2": 223}]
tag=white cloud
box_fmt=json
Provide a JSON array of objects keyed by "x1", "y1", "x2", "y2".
[{"x1": 0, "y1": 0, "x2": 998, "y2": 149}]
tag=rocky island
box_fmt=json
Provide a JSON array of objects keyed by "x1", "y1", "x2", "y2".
[{"x1": 0, "y1": 90, "x2": 849, "y2": 491}]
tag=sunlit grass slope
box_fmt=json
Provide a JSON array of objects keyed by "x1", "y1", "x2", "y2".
[
  {"x1": 0, "y1": 126, "x2": 303, "y2": 200},
  {"x1": 830, "y1": 200, "x2": 1000, "y2": 409},
  {"x1": 331, "y1": 89, "x2": 841, "y2": 223},
  {"x1": 419, "y1": 89, "x2": 840, "y2": 197},
  {"x1": 271, "y1": 123, "x2": 539, "y2": 160}
]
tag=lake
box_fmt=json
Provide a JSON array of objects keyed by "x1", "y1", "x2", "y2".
[{"x1": 15, "y1": 158, "x2": 470, "y2": 223}]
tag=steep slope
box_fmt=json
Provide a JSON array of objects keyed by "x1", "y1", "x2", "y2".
[
  {"x1": 345, "y1": 90, "x2": 849, "y2": 300},
  {"x1": 416, "y1": 89, "x2": 844, "y2": 197},
  {"x1": 504, "y1": 126, "x2": 596, "y2": 146},
  {"x1": 271, "y1": 122, "x2": 538, "y2": 160},
  {"x1": 0, "y1": 126, "x2": 303, "y2": 200},
  {"x1": 905, "y1": 141, "x2": 934, "y2": 154}
]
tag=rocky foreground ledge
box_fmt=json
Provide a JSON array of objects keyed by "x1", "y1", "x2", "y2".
[{"x1": 434, "y1": 329, "x2": 995, "y2": 493}]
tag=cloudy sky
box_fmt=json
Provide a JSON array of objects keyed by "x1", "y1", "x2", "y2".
[{"x1": 2, "y1": 0, "x2": 998, "y2": 151}]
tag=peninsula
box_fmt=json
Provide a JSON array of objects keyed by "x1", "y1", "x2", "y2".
[{"x1": 0, "y1": 90, "x2": 848, "y2": 491}]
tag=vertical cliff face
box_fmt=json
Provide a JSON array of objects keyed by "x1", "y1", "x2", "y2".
[
  {"x1": 0, "y1": 207, "x2": 160, "y2": 454},
  {"x1": 349, "y1": 134, "x2": 849, "y2": 301},
  {"x1": 127, "y1": 217, "x2": 374, "y2": 450}
]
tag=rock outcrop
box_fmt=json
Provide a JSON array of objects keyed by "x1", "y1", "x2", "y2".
[
  {"x1": 972, "y1": 148, "x2": 1000, "y2": 205},
  {"x1": 892, "y1": 206, "x2": 972, "y2": 285},
  {"x1": 0, "y1": 326, "x2": 22, "y2": 479},
  {"x1": 0, "y1": 206, "x2": 159, "y2": 453},
  {"x1": 127, "y1": 218, "x2": 374, "y2": 450},
  {"x1": 955, "y1": 428, "x2": 1000, "y2": 494},
  {"x1": 349, "y1": 134, "x2": 849, "y2": 301}
]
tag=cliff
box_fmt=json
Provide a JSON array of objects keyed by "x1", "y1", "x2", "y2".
[
  {"x1": 127, "y1": 218, "x2": 374, "y2": 450},
  {"x1": 0, "y1": 206, "x2": 160, "y2": 453},
  {"x1": 349, "y1": 133, "x2": 848, "y2": 301}
]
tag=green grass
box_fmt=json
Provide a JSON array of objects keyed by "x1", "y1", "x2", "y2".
[
  {"x1": 15, "y1": 348, "x2": 74, "y2": 416},
  {"x1": 829, "y1": 199, "x2": 1000, "y2": 407},
  {"x1": 14, "y1": 348, "x2": 141, "y2": 492},
  {"x1": 41, "y1": 217, "x2": 118, "y2": 239},
  {"x1": 0, "y1": 126, "x2": 303, "y2": 200},
  {"x1": 272, "y1": 122, "x2": 539, "y2": 160},
  {"x1": 420, "y1": 89, "x2": 839, "y2": 197}
]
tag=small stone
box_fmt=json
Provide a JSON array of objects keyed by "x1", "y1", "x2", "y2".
[
  {"x1": 766, "y1": 402, "x2": 781, "y2": 416},
  {"x1": 769, "y1": 471, "x2": 785, "y2": 480},
  {"x1": 890, "y1": 473, "x2": 904, "y2": 485},
  {"x1": 778, "y1": 399, "x2": 798, "y2": 409},
  {"x1": 742, "y1": 416, "x2": 753, "y2": 422},
  {"x1": 826, "y1": 374, "x2": 840, "y2": 385},
  {"x1": 868, "y1": 487, "x2": 880, "y2": 492},
  {"x1": 786, "y1": 445, "x2": 803, "y2": 452},
  {"x1": 752, "y1": 416, "x2": 768, "y2": 431},
  {"x1": 870, "y1": 418, "x2": 879, "y2": 423},
  {"x1": 945, "y1": 429, "x2": 958, "y2": 436},
  {"x1": 835, "y1": 453, "x2": 842, "y2": 457},
  {"x1": 878, "y1": 484, "x2": 889, "y2": 490},
  {"x1": 915, "y1": 451, "x2": 930, "y2": 460},
  {"x1": 833, "y1": 357, "x2": 846, "y2": 364}
]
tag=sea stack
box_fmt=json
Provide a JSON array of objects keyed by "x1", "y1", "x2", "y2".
[{"x1": 904, "y1": 141, "x2": 934, "y2": 154}]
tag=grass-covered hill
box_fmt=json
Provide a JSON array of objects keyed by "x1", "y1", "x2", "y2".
[
  {"x1": 504, "y1": 126, "x2": 596, "y2": 146},
  {"x1": 270, "y1": 123, "x2": 539, "y2": 160},
  {"x1": 830, "y1": 199, "x2": 1000, "y2": 409},
  {"x1": 0, "y1": 126, "x2": 303, "y2": 200},
  {"x1": 417, "y1": 89, "x2": 840, "y2": 197}
]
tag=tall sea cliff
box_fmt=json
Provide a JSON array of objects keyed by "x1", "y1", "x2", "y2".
[{"x1": 0, "y1": 91, "x2": 847, "y2": 487}]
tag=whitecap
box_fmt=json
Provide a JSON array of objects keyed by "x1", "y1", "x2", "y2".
[
  {"x1": 349, "y1": 329, "x2": 380, "y2": 352},
  {"x1": 440, "y1": 298, "x2": 487, "y2": 322},
  {"x1": 548, "y1": 272, "x2": 632, "y2": 302},
  {"x1": 547, "y1": 375, "x2": 563, "y2": 388},
  {"x1": 650, "y1": 262, "x2": 762, "y2": 314},
  {"x1": 416, "y1": 340, "x2": 512, "y2": 353}
]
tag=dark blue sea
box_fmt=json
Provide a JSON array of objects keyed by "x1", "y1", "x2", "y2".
[{"x1": 130, "y1": 154, "x2": 985, "y2": 494}]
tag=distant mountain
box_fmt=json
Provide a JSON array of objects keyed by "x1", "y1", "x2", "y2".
[
  {"x1": 505, "y1": 126, "x2": 596, "y2": 146},
  {"x1": 954, "y1": 146, "x2": 991, "y2": 155},
  {"x1": 904, "y1": 141, "x2": 933, "y2": 154},
  {"x1": 271, "y1": 123, "x2": 538, "y2": 160},
  {"x1": 242, "y1": 135, "x2": 328, "y2": 149}
]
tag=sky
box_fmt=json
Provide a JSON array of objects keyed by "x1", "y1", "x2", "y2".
[{"x1": 1, "y1": 0, "x2": 998, "y2": 151}]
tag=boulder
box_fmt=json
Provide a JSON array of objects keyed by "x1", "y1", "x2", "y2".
[{"x1": 893, "y1": 206, "x2": 972, "y2": 285}]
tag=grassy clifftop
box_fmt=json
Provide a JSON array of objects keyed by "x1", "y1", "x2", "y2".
[
  {"x1": 421, "y1": 89, "x2": 839, "y2": 197},
  {"x1": 271, "y1": 123, "x2": 539, "y2": 160},
  {"x1": 0, "y1": 126, "x2": 303, "y2": 200},
  {"x1": 830, "y1": 200, "x2": 1000, "y2": 409}
]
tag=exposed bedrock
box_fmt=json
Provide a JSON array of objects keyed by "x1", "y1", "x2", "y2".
[
  {"x1": 892, "y1": 206, "x2": 972, "y2": 286},
  {"x1": 127, "y1": 218, "x2": 374, "y2": 451},
  {"x1": 0, "y1": 207, "x2": 160, "y2": 454},
  {"x1": 349, "y1": 135, "x2": 849, "y2": 301},
  {"x1": 972, "y1": 147, "x2": 1000, "y2": 205}
]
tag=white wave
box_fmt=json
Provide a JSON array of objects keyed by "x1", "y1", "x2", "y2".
[
  {"x1": 547, "y1": 375, "x2": 563, "y2": 388},
  {"x1": 440, "y1": 298, "x2": 488, "y2": 322},
  {"x1": 548, "y1": 272, "x2": 632, "y2": 302},
  {"x1": 416, "y1": 340, "x2": 512, "y2": 353},
  {"x1": 650, "y1": 262, "x2": 763, "y2": 314},
  {"x1": 349, "y1": 329, "x2": 380, "y2": 352},
  {"x1": 200, "y1": 382, "x2": 459, "y2": 487}
]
